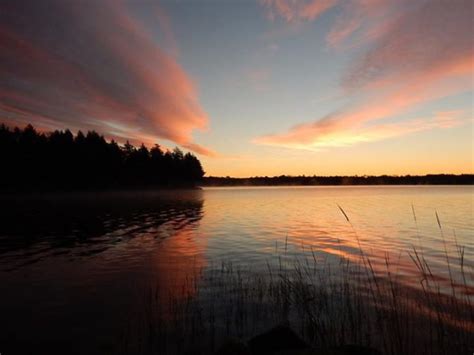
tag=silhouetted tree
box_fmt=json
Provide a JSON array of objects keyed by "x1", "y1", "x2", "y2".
[{"x1": 0, "y1": 123, "x2": 205, "y2": 191}]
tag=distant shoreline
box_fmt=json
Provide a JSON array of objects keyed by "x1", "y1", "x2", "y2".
[{"x1": 202, "y1": 174, "x2": 474, "y2": 187}]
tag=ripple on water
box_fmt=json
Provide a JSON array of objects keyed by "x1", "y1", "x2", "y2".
[{"x1": 0, "y1": 186, "x2": 472, "y2": 348}]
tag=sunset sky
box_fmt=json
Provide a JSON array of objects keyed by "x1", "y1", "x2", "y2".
[{"x1": 1, "y1": 0, "x2": 473, "y2": 177}]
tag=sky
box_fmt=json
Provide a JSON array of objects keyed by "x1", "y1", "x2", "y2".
[{"x1": 1, "y1": 0, "x2": 473, "y2": 177}]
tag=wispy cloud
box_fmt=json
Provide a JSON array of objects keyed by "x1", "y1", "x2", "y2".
[
  {"x1": 255, "y1": 111, "x2": 468, "y2": 150},
  {"x1": 326, "y1": 0, "x2": 400, "y2": 48},
  {"x1": 0, "y1": 0, "x2": 215, "y2": 156},
  {"x1": 256, "y1": 0, "x2": 473, "y2": 150},
  {"x1": 260, "y1": 0, "x2": 338, "y2": 22},
  {"x1": 182, "y1": 143, "x2": 219, "y2": 158}
]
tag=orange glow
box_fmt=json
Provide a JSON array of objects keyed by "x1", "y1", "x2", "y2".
[{"x1": 151, "y1": 227, "x2": 207, "y2": 314}]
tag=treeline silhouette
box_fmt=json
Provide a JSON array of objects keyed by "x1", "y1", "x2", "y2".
[
  {"x1": 204, "y1": 174, "x2": 474, "y2": 186},
  {"x1": 0, "y1": 124, "x2": 204, "y2": 191}
]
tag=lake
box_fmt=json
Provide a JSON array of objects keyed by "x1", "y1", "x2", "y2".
[{"x1": 0, "y1": 186, "x2": 472, "y2": 353}]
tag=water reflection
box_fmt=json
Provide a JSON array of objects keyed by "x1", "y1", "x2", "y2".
[
  {"x1": 0, "y1": 186, "x2": 472, "y2": 353},
  {"x1": 201, "y1": 186, "x2": 473, "y2": 293},
  {"x1": 0, "y1": 190, "x2": 205, "y2": 353},
  {"x1": 0, "y1": 190, "x2": 204, "y2": 268}
]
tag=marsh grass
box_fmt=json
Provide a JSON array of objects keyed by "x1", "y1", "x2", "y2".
[{"x1": 120, "y1": 208, "x2": 474, "y2": 355}]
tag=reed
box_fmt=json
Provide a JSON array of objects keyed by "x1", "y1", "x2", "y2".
[{"x1": 120, "y1": 209, "x2": 474, "y2": 355}]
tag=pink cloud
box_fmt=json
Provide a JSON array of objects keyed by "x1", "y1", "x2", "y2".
[
  {"x1": 0, "y1": 0, "x2": 214, "y2": 156},
  {"x1": 342, "y1": 0, "x2": 473, "y2": 91},
  {"x1": 300, "y1": 0, "x2": 339, "y2": 20},
  {"x1": 256, "y1": 0, "x2": 473, "y2": 150},
  {"x1": 260, "y1": 0, "x2": 338, "y2": 22}
]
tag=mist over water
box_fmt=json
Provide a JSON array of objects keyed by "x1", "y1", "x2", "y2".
[{"x1": 0, "y1": 186, "x2": 472, "y2": 351}]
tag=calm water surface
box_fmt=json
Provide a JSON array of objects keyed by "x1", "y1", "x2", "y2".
[{"x1": 0, "y1": 186, "x2": 472, "y2": 350}]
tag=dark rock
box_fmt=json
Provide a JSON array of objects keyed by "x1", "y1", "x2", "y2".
[
  {"x1": 248, "y1": 325, "x2": 310, "y2": 355},
  {"x1": 321, "y1": 344, "x2": 381, "y2": 355},
  {"x1": 183, "y1": 350, "x2": 202, "y2": 355},
  {"x1": 215, "y1": 338, "x2": 250, "y2": 355},
  {"x1": 273, "y1": 350, "x2": 316, "y2": 355}
]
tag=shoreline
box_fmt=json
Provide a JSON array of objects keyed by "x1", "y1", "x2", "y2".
[{"x1": 203, "y1": 174, "x2": 474, "y2": 187}]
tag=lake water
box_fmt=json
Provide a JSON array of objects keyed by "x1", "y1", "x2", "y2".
[{"x1": 0, "y1": 186, "x2": 472, "y2": 352}]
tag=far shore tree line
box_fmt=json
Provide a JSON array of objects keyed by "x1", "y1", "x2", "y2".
[
  {"x1": 203, "y1": 174, "x2": 474, "y2": 186},
  {"x1": 0, "y1": 123, "x2": 205, "y2": 190}
]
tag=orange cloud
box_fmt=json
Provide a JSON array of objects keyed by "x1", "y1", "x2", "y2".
[
  {"x1": 182, "y1": 143, "x2": 219, "y2": 158},
  {"x1": 0, "y1": 0, "x2": 214, "y2": 156},
  {"x1": 256, "y1": 0, "x2": 473, "y2": 150},
  {"x1": 260, "y1": 0, "x2": 338, "y2": 22},
  {"x1": 255, "y1": 111, "x2": 468, "y2": 150}
]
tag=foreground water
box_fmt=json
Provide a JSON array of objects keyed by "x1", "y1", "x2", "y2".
[{"x1": 0, "y1": 186, "x2": 472, "y2": 352}]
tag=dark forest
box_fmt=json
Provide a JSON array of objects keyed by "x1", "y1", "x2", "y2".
[{"x1": 0, "y1": 124, "x2": 204, "y2": 191}]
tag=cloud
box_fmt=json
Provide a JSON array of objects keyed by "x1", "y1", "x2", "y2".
[
  {"x1": 260, "y1": 0, "x2": 338, "y2": 22},
  {"x1": 0, "y1": 0, "x2": 214, "y2": 156},
  {"x1": 182, "y1": 143, "x2": 219, "y2": 158},
  {"x1": 326, "y1": 0, "x2": 400, "y2": 48},
  {"x1": 341, "y1": 0, "x2": 472, "y2": 87},
  {"x1": 255, "y1": 0, "x2": 473, "y2": 150},
  {"x1": 255, "y1": 111, "x2": 467, "y2": 150}
]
